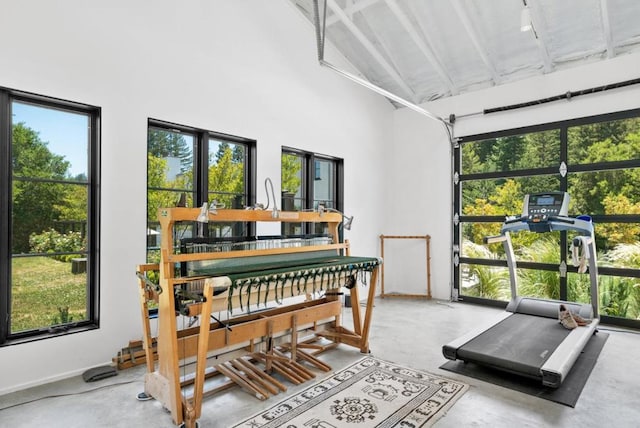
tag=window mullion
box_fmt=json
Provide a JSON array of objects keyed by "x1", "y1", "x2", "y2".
[
  {"x1": 306, "y1": 153, "x2": 315, "y2": 234},
  {"x1": 87, "y1": 111, "x2": 100, "y2": 324},
  {"x1": 0, "y1": 90, "x2": 10, "y2": 343},
  {"x1": 197, "y1": 132, "x2": 208, "y2": 207},
  {"x1": 559, "y1": 126, "x2": 568, "y2": 301}
]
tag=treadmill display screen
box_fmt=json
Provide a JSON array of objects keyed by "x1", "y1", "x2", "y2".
[
  {"x1": 524, "y1": 192, "x2": 569, "y2": 222},
  {"x1": 534, "y1": 196, "x2": 555, "y2": 206}
]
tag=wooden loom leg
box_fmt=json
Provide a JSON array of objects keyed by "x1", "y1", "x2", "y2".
[
  {"x1": 358, "y1": 266, "x2": 379, "y2": 353},
  {"x1": 156, "y1": 258, "x2": 184, "y2": 426},
  {"x1": 188, "y1": 282, "x2": 215, "y2": 426},
  {"x1": 265, "y1": 320, "x2": 274, "y2": 373},
  {"x1": 290, "y1": 314, "x2": 298, "y2": 362},
  {"x1": 350, "y1": 283, "x2": 362, "y2": 336},
  {"x1": 136, "y1": 265, "x2": 157, "y2": 375},
  {"x1": 380, "y1": 235, "x2": 386, "y2": 297}
]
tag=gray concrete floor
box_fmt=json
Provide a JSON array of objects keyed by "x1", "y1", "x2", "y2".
[{"x1": 1, "y1": 298, "x2": 639, "y2": 427}]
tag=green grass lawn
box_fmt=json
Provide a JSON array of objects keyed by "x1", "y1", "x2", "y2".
[{"x1": 11, "y1": 256, "x2": 87, "y2": 333}]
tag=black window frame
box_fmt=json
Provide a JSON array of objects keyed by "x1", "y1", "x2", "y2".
[
  {"x1": 281, "y1": 147, "x2": 344, "y2": 235},
  {"x1": 0, "y1": 87, "x2": 101, "y2": 345},
  {"x1": 453, "y1": 107, "x2": 640, "y2": 329},
  {"x1": 146, "y1": 118, "x2": 257, "y2": 261}
]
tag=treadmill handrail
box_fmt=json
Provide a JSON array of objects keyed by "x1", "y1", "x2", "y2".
[
  {"x1": 484, "y1": 235, "x2": 507, "y2": 245},
  {"x1": 501, "y1": 215, "x2": 594, "y2": 236}
]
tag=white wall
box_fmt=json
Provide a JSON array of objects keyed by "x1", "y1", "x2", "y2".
[
  {"x1": 387, "y1": 52, "x2": 640, "y2": 301},
  {"x1": 0, "y1": 0, "x2": 392, "y2": 394}
]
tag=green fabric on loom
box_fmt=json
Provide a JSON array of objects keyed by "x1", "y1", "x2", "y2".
[
  {"x1": 189, "y1": 255, "x2": 380, "y2": 279},
  {"x1": 186, "y1": 255, "x2": 380, "y2": 313}
]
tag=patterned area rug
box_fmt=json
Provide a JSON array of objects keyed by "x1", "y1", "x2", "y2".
[{"x1": 231, "y1": 356, "x2": 468, "y2": 428}]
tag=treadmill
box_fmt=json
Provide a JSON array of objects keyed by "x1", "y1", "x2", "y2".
[{"x1": 443, "y1": 192, "x2": 600, "y2": 388}]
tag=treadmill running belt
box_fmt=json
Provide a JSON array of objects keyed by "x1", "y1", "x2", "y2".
[{"x1": 456, "y1": 314, "x2": 570, "y2": 378}]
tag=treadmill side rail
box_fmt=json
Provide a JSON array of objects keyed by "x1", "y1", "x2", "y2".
[
  {"x1": 540, "y1": 319, "x2": 599, "y2": 387},
  {"x1": 442, "y1": 311, "x2": 512, "y2": 360}
]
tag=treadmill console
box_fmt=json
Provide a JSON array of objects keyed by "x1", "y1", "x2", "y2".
[{"x1": 523, "y1": 192, "x2": 569, "y2": 223}]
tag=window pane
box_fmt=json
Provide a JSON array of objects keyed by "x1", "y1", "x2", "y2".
[
  {"x1": 10, "y1": 102, "x2": 91, "y2": 335},
  {"x1": 281, "y1": 150, "x2": 341, "y2": 237},
  {"x1": 460, "y1": 264, "x2": 565, "y2": 302},
  {"x1": 462, "y1": 225, "x2": 561, "y2": 263},
  {"x1": 568, "y1": 168, "x2": 640, "y2": 216},
  {"x1": 594, "y1": 222, "x2": 640, "y2": 256},
  {"x1": 566, "y1": 272, "x2": 596, "y2": 306},
  {"x1": 2, "y1": 93, "x2": 98, "y2": 343},
  {"x1": 12, "y1": 181, "x2": 87, "y2": 254},
  {"x1": 568, "y1": 117, "x2": 640, "y2": 165},
  {"x1": 209, "y1": 139, "x2": 245, "y2": 208},
  {"x1": 282, "y1": 152, "x2": 303, "y2": 204},
  {"x1": 283, "y1": 223, "x2": 304, "y2": 236},
  {"x1": 148, "y1": 128, "x2": 194, "y2": 191},
  {"x1": 461, "y1": 130, "x2": 560, "y2": 174},
  {"x1": 148, "y1": 189, "x2": 193, "y2": 217},
  {"x1": 147, "y1": 127, "x2": 194, "y2": 264},
  {"x1": 147, "y1": 189, "x2": 193, "y2": 260},
  {"x1": 595, "y1": 274, "x2": 640, "y2": 319},
  {"x1": 461, "y1": 221, "x2": 504, "y2": 255},
  {"x1": 282, "y1": 152, "x2": 304, "y2": 235},
  {"x1": 461, "y1": 175, "x2": 561, "y2": 216},
  {"x1": 459, "y1": 263, "x2": 510, "y2": 300},
  {"x1": 12, "y1": 102, "x2": 89, "y2": 181},
  {"x1": 517, "y1": 268, "x2": 560, "y2": 300},
  {"x1": 312, "y1": 223, "x2": 330, "y2": 235},
  {"x1": 314, "y1": 159, "x2": 335, "y2": 208},
  {"x1": 11, "y1": 255, "x2": 87, "y2": 333}
]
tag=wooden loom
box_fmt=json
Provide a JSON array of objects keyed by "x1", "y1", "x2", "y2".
[{"x1": 136, "y1": 207, "x2": 381, "y2": 428}]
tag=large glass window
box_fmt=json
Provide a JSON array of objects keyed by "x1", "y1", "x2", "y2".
[
  {"x1": 454, "y1": 110, "x2": 640, "y2": 327},
  {"x1": 1, "y1": 89, "x2": 100, "y2": 344},
  {"x1": 146, "y1": 120, "x2": 255, "y2": 262},
  {"x1": 281, "y1": 148, "x2": 343, "y2": 236}
]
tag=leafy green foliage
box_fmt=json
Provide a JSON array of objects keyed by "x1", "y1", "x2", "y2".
[
  {"x1": 599, "y1": 276, "x2": 631, "y2": 317},
  {"x1": 516, "y1": 239, "x2": 561, "y2": 299},
  {"x1": 461, "y1": 241, "x2": 510, "y2": 300},
  {"x1": 462, "y1": 117, "x2": 640, "y2": 320},
  {"x1": 11, "y1": 123, "x2": 82, "y2": 253},
  {"x1": 282, "y1": 153, "x2": 302, "y2": 195},
  {"x1": 208, "y1": 145, "x2": 244, "y2": 208},
  {"x1": 29, "y1": 229, "x2": 85, "y2": 262}
]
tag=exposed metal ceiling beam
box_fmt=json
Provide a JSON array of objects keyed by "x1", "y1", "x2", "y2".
[
  {"x1": 320, "y1": 59, "x2": 447, "y2": 125},
  {"x1": 326, "y1": 0, "x2": 380, "y2": 26},
  {"x1": 450, "y1": 0, "x2": 500, "y2": 84},
  {"x1": 600, "y1": 0, "x2": 614, "y2": 58},
  {"x1": 345, "y1": 0, "x2": 354, "y2": 19},
  {"x1": 384, "y1": 0, "x2": 458, "y2": 96},
  {"x1": 355, "y1": 6, "x2": 417, "y2": 98},
  {"x1": 325, "y1": 0, "x2": 418, "y2": 102},
  {"x1": 527, "y1": 1, "x2": 553, "y2": 73},
  {"x1": 313, "y1": 1, "x2": 446, "y2": 126}
]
